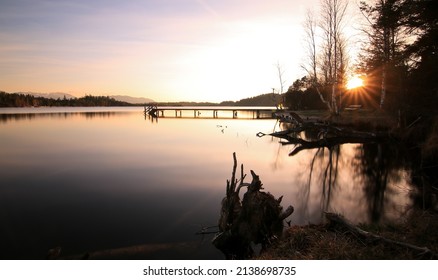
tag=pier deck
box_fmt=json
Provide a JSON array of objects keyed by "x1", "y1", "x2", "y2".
[{"x1": 144, "y1": 105, "x2": 279, "y2": 119}]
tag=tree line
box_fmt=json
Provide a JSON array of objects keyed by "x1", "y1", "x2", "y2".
[
  {"x1": 220, "y1": 93, "x2": 282, "y2": 107},
  {"x1": 0, "y1": 92, "x2": 131, "y2": 107},
  {"x1": 0, "y1": 91, "x2": 286, "y2": 108},
  {"x1": 285, "y1": 0, "x2": 437, "y2": 118}
]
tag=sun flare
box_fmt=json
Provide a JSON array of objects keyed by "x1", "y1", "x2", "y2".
[{"x1": 346, "y1": 76, "x2": 364, "y2": 90}]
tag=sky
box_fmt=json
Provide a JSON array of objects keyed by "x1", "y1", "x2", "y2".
[{"x1": 0, "y1": 0, "x2": 358, "y2": 102}]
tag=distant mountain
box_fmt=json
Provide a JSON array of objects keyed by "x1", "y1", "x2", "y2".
[
  {"x1": 20, "y1": 92, "x2": 76, "y2": 100},
  {"x1": 110, "y1": 95, "x2": 154, "y2": 104}
]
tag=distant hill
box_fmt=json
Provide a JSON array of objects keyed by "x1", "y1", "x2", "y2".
[
  {"x1": 220, "y1": 93, "x2": 283, "y2": 106},
  {"x1": 110, "y1": 95, "x2": 154, "y2": 104}
]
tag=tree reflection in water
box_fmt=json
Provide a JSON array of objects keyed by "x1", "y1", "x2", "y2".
[
  {"x1": 354, "y1": 143, "x2": 404, "y2": 223},
  {"x1": 272, "y1": 121, "x2": 422, "y2": 225}
]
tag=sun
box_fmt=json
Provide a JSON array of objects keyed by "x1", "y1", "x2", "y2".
[{"x1": 346, "y1": 76, "x2": 364, "y2": 90}]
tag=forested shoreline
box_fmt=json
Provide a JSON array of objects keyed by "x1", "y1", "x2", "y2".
[
  {"x1": 0, "y1": 91, "x2": 132, "y2": 107},
  {"x1": 0, "y1": 91, "x2": 284, "y2": 108}
]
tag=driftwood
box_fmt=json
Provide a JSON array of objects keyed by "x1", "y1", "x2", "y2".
[
  {"x1": 260, "y1": 111, "x2": 391, "y2": 156},
  {"x1": 213, "y1": 153, "x2": 294, "y2": 259},
  {"x1": 273, "y1": 132, "x2": 383, "y2": 156},
  {"x1": 325, "y1": 212, "x2": 437, "y2": 259}
]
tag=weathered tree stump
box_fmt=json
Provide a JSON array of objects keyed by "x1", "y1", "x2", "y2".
[{"x1": 213, "y1": 153, "x2": 294, "y2": 259}]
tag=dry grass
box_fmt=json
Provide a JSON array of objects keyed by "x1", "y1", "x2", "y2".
[{"x1": 257, "y1": 210, "x2": 438, "y2": 260}]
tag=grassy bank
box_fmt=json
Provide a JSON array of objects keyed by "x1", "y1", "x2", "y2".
[{"x1": 257, "y1": 210, "x2": 438, "y2": 260}]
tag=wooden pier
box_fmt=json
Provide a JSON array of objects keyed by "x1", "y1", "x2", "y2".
[{"x1": 144, "y1": 105, "x2": 279, "y2": 119}]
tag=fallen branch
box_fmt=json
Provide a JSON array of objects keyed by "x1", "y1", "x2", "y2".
[
  {"x1": 286, "y1": 135, "x2": 381, "y2": 156},
  {"x1": 325, "y1": 212, "x2": 437, "y2": 259}
]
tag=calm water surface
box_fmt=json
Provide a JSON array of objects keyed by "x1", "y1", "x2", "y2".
[{"x1": 0, "y1": 107, "x2": 416, "y2": 259}]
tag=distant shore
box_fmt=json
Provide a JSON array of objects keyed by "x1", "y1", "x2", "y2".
[{"x1": 0, "y1": 91, "x2": 283, "y2": 108}]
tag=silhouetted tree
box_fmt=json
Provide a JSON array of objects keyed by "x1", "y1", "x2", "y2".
[
  {"x1": 402, "y1": 0, "x2": 438, "y2": 115},
  {"x1": 285, "y1": 77, "x2": 306, "y2": 110},
  {"x1": 285, "y1": 77, "x2": 327, "y2": 110},
  {"x1": 360, "y1": 0, "x2": 408, "y2": 109}
]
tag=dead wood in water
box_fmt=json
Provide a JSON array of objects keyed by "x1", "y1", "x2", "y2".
[
  {"x1": 275, "y1": 133, "x2": 384, "y2": 156},
  {"x1": 213, "y1": 153, "x2": 294, "y2": 259},
  {"x1": 260, "y1": 111, "x2": 393, "y2": 156}
]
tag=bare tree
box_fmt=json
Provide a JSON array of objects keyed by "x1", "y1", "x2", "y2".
[
  {"x1": 274, "y1": 61, "x2": 286, "y2": 108},
  {"x1": 303, "y1": 10, "x2": 318, "y2": 84},
  {"x1": 320, "y1": 0, "x2": 349, "y2": 114},
  {"x1": 275, "y1": 61, "x2": 286, "y2": 96},
  {"x1": 302, "y1": 9, "x2": 332, "y2": 111},
  {"x1": 302, "y1": 0, "x2": 349, "y2": 114}
]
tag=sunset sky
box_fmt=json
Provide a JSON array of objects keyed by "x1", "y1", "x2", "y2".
[{"x1": 0, "y1": 0, "x2": 359, "y2": 102}]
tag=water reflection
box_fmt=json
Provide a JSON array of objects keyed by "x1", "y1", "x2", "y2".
[
  {"x1": 264, "y1": 120, "x2": 419, "y2": 226},
  {"x1": 0, "y1": 111, "x2": 130, "y2": 123},
  {"x1": 0, "y1": 107, "x2": 426, "y2": 259},
  {"x1": 295, "y1": 143, "x2": 415, "y2": 225}
]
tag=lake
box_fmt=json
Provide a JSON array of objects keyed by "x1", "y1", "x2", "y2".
[{"x1": 0, "y1": 107, "x2": 418, "y2": 259}]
